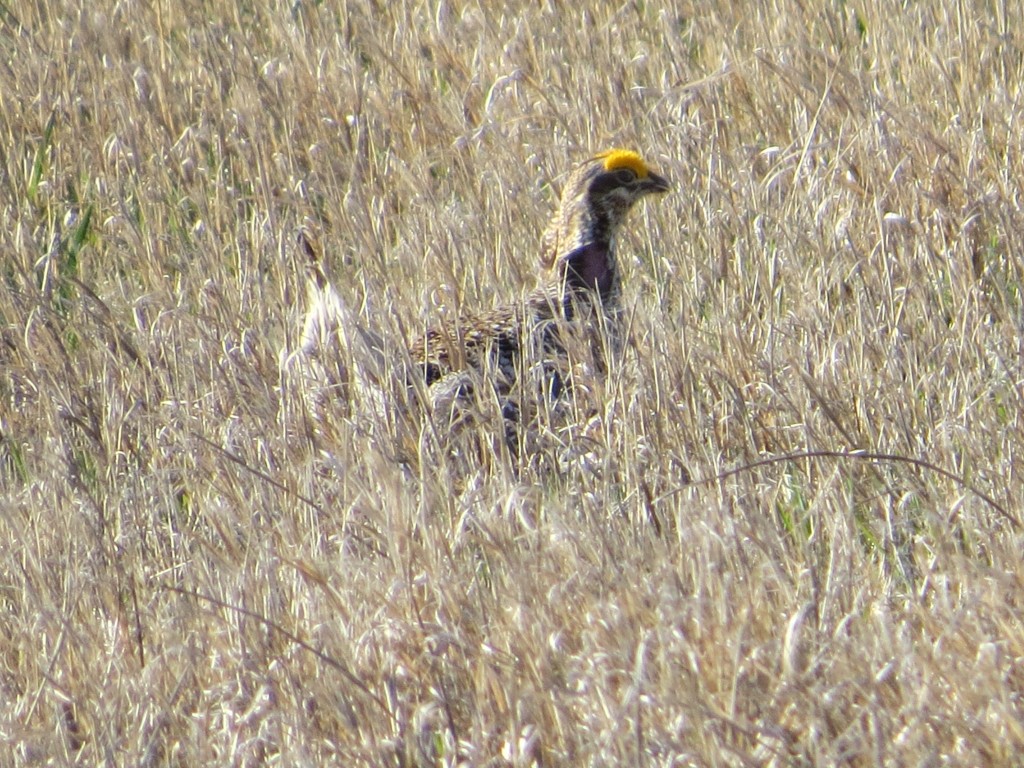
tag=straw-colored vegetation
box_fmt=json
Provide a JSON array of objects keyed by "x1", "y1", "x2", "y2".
[{"x1": 3, "y1": 0, "x2": 1024, "y2": 764}]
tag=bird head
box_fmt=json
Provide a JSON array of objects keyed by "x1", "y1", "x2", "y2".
[
  {"x1": 586, "y1": 149, "x2": 672, "y2": 209},
  {"x1": 541, "y1": 149, "x2": 670, "y2": 269}
]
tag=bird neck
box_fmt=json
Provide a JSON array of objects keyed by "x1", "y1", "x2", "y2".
[
  {"x1": 561, "y1": 241, "x2": 618, "y2": 300},
  {"x1": 571, "y1": 202, "x2": 620, "y2": 250},
  {"x1": 543, "y1": 248, "x2": 614, "y2": 332}
]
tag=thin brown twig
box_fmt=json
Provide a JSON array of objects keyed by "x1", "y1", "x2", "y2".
[
  {"x1": 659, "y1": 450, "x2": 1019, "y2": 530},
  {"x1": 165, "y1": 585, "x2": 394, "y2": 721},
  {"x1": 192, "y1": 433, "x2": 322, "y2": 512}
]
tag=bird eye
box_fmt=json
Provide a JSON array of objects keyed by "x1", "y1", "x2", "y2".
[{"x1": 614, "y1": 168, "x2": 637, "y2": 183}]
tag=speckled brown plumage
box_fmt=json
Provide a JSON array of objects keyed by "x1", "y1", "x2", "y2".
[{"x1": 410, "y1": 149, "x2": 670, "y2": 415}]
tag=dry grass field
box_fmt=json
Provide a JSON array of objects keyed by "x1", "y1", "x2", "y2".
[{"x1": 3, "y1": 0, "x2": 1024, "y2": 764}]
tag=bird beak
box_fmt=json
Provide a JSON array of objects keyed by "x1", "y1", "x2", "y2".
[{"x1": 643, "y1": 170, "x2": 671, "y2": 194}]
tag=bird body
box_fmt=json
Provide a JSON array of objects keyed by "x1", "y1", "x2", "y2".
[
  {"x1": 410, "y1": 149, "x2": 670, "y2": 415},
  {"x1": 294, "y1": 149, "x2": 669, "y2": 442}
]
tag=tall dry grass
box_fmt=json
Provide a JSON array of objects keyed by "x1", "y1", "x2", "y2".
[{"x1": 2, "y1": 0, "x2": 1024, "y2": 764}]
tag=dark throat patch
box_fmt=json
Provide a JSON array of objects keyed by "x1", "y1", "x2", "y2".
[{"x1": 564, "y1": 242, "x2": 615, "y2": 298}]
